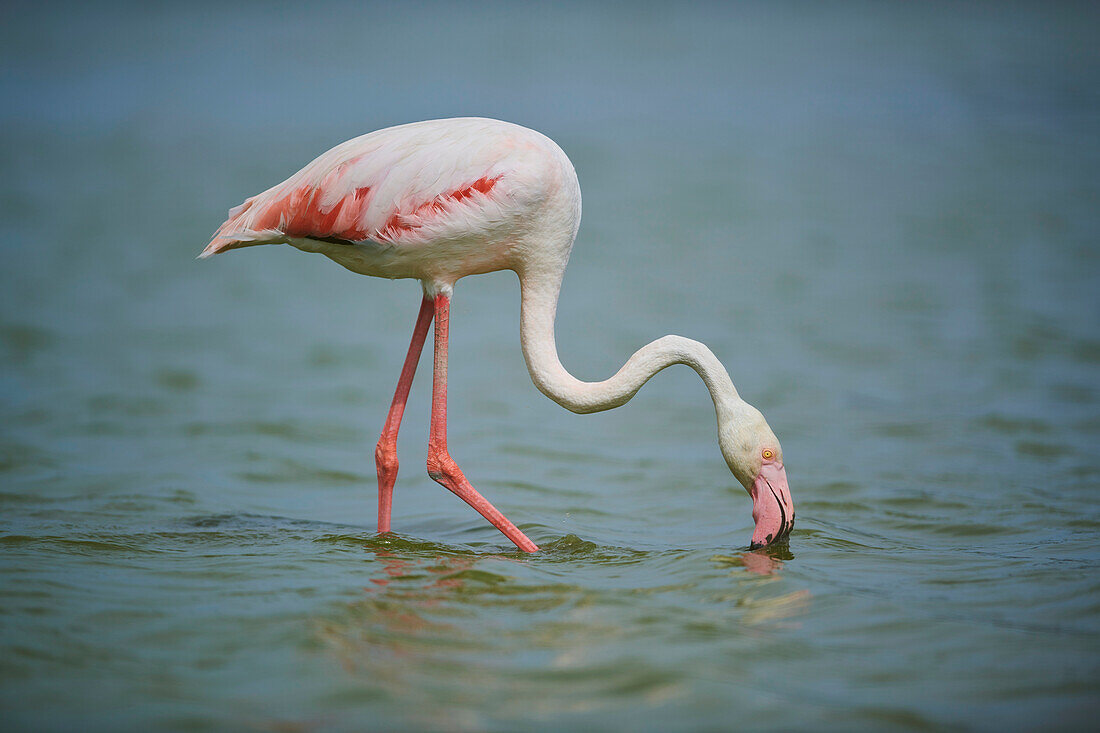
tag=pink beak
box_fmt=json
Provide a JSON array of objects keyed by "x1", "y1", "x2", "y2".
[{"x1": 749, "y1": 462, "x2": 795, "y2": 549}]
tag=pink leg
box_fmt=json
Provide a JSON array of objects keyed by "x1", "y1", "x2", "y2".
[
  {"x1": 426, "y1": 293, "x2": 539, "y2": 552},
  {"x1": 376, "y1": 297, "x2": 435, "y2": 533}
]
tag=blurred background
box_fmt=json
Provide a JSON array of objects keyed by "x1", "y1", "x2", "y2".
[{"x1": 1, "y1": 2, "x2": 1098, "y2": 730}]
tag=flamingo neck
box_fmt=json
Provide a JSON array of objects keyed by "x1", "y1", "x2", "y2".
[{"x1": 517, "y1": 267, "x2": 746, "y2": 430}]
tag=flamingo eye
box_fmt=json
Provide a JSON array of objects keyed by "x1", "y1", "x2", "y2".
[{"x1": 762, "y1": 449, "x2": 774, "y2": 461}]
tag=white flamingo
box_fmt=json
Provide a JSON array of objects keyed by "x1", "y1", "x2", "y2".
[{"x1": 201, "y1": 118, "x2": 794, "y2": 553}]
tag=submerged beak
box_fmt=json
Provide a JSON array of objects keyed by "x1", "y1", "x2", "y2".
[{"x1": 749, "y1": 463, "x2": 795, "y2": 549}]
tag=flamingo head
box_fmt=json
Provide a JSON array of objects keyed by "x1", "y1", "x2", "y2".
[{"x1": 719, "y1": 404, "x2": 795, "y2": 549}]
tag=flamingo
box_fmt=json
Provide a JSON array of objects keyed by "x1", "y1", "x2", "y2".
[{"x1": 200, "y1": 117, "x2": 794, "y2": 553}]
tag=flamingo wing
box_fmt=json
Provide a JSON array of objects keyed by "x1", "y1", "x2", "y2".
[{"x1": 201, "y1": 119, "x2": 530, "y2": 257}]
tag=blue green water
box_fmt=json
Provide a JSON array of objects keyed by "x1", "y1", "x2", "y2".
[{"x1": 2, "y1": 3, "x2": 1099, "y2": 730}]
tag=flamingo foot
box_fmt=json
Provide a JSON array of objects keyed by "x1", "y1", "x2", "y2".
[
  {"x1": 375, "y1": 439, "x2": 398, "y2": 533},
  {"x1": 427, "y1": 445, "x2": 539, "y2": 553}
]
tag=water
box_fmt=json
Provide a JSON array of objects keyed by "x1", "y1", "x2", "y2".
[{"x1": 2, "y1": 3, "x2": 1099, "y2": 730}]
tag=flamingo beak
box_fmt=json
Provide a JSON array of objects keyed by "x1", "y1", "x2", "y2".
[{"x1": 749, "y1": 463, "x2": 795, "y2": 549}]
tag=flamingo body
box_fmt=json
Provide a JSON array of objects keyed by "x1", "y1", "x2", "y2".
[
  {"x1": 203, "y1": 118, "x2": 579, "y2": 292},
  {"x1": 202, "y1": 118, "x2": 794, "y2": 553}
]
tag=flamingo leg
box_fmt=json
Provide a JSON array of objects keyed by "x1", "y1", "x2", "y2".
[
  {"x1": 375, "y1": 296, "x2": 435, "y2": 533},
  {"x1": 426, "y1": 293, "x2": 539, "y2": 552}
]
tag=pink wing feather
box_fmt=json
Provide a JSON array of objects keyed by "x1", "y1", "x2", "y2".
[{"x1": 201, "y1": 121, "x2": 518, "y2": 258}]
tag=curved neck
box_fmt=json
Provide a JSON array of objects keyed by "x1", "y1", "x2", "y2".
[{"x1": 517, "y1": 267, "x2": 745, "y2": 424}]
